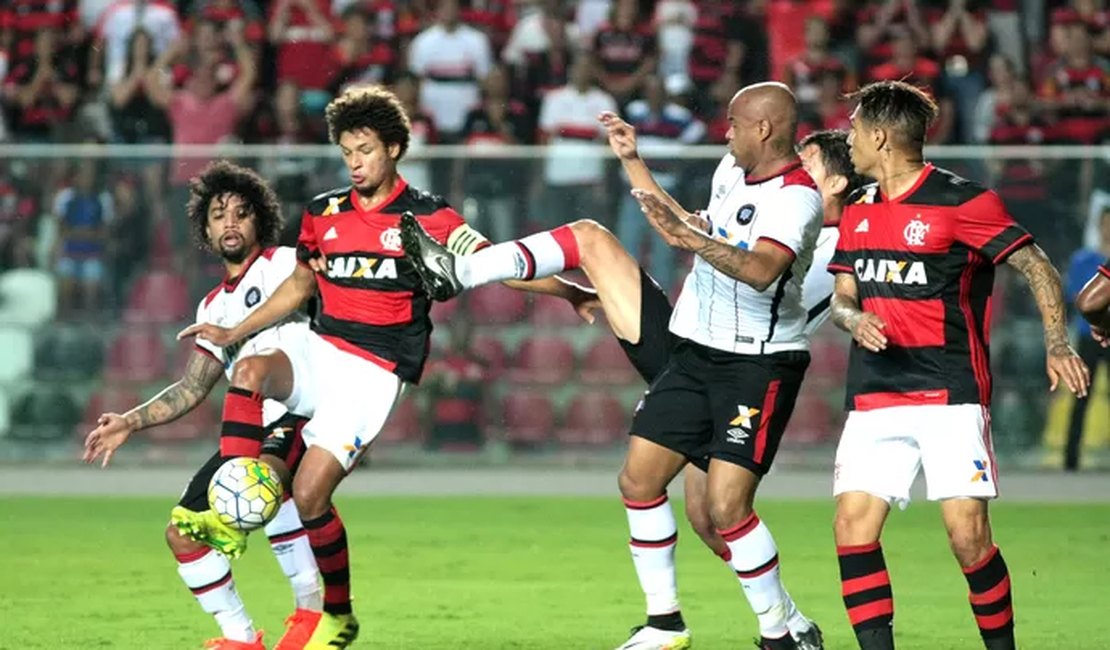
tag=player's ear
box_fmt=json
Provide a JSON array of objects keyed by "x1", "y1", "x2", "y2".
[
  {"x1": 871, "y1": 125, "x2": 887, "y2": 153},
  {"x1": 388, "y1": 142, "x2": 401, "y2": 161},
  {"x1": 828, "y1": 174, "x2": 848, "y2": 198}
]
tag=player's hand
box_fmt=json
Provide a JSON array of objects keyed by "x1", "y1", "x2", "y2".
[
  {"x1": 568, "y1": 285, "x2": 601, "y2": 324},
  {"x1": 307, "y1": 251, "x2": 328, "y2": 274},
  {"x1": 1092, "y1": 325, "x2": 1110, "y2": 348},
  {"x1": 631, "y1": 189, "x2": 696, "y2": 249},
  {"x1": 83, "y1": 413, "x2": 134, "y2": 467},
  {"x1": 177, "y1": 322, "x2": 238, "y2": 347},
  {"x1": 599, "y1": 111, "x2": 639, "y2": 160},
  {"x1": 849, "y1": 312, "x2": 888, "y2": 352},
  {"x1": 1045, "y1": 342, "x2": 1090, "y2": 398}
]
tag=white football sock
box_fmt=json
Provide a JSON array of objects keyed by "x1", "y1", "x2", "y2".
[
  {"x1": 719, "y1": 512, "x2": 794, "y2": 640},
  {"x1": 265, "y1": 498, "x2": 323, "y2": 611},
  {"x1": 624, "y1": 494, "x2": 680, "y2": 616},
  {"x1": 175, "y1": 547, "x2": 255, "y2": 642},
  {"x1": 456, "y1": 226, "x2": 581, "y2": 287}
]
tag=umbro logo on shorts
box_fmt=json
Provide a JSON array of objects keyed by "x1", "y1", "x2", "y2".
[{"x1": 726, "y1": 428, "x2": 749, "y2": 444}]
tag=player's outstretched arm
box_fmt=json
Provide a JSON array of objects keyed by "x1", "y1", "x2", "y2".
[
  {"x1": 1075, "y1": 271, "x2": 1110, "y2": 335},
  {"x1": 600, "y1": 111, "x2": 709, "y2": 232},
  {"x1": 1005, "y1": 243, "x2": 1090, "y2": 396},
  {"x1": 82, "y1": 350, "x2": 224, "y2": 467},
  {"x1": 178, "y1": 263, "x2": 317, "y2": 347}
]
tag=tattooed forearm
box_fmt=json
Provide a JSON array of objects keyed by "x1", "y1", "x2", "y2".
[
  {"x1": 684, "y1": 212, "x2": 710, "y2": 234},
  {"x1": 1006, "y1": 244, "x2": 1070, "y2": 354},
  {"x1": 124, "y1": 351, "x2": 223, "y2": 431},
  {"x1": 689, "y1": 237, "x2": 767, "y2": 289},
  {"x1": 830, "y1": 274, "x2": 863, "y2": 333}
]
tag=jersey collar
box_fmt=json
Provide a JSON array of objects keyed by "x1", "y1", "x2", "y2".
[
  {"x1": 222, "y1": 247, "x2": 263, "y2": 292},
  {"x1": 881, "y1": 163, "x2": 934, "y2": 203},
  {"x1": 349, "y1": 176, "x2": 408, "y2": 214},
  {"x1": 745, "y1": 158, "x2": 802, "y2": 185}
]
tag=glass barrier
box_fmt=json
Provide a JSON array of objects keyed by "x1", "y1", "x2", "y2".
[{"x1": 0, "y1": 144, "x2": 1106, "y2": 469}]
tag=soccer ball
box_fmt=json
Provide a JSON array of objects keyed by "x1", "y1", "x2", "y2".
[{"x1": 207, "y1": 457, "x2": 283, "y2": 532}]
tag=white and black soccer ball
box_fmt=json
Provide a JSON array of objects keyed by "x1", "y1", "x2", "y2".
[{"x1": 207, "y1": 457, "x2": 284, "y2": 532}]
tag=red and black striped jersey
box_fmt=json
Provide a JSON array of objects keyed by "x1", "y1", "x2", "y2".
[
  {"x1": 296, "y1": 179, "x2": 488, "y2": 383},
  {"x1": 828, "y1": 164, "x2": 1033, "y2": 412},
  {"x1": 1100, "y1": 259, "x2": 1110, "y2": 279}
]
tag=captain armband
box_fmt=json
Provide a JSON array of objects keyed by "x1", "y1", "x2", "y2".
[{"x1": 446, "y1": 224, "x2": 490, "y2": 256}]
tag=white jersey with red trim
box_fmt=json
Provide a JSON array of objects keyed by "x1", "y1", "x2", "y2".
[
  {"x1": 669, "y1": 154, "x2": 824, "y2": 354},
  {"x1": 194, "y1": 246, "x2": 310, "y2": 421}
]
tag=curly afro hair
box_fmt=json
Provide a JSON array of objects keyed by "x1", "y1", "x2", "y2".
[
  {"x1": 325, "y1": 85, "x2": 411, "y2": 159},
  {"x1": 186, "y1": 160, "x2": 284, "y2": 252}
]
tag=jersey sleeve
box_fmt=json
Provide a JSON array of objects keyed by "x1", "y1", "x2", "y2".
[
  {"x1": 955, "y1": 190, "x2": 1034, "y2": 264},
  {"x1": 1101, "y1": 258, "x2": 1110, "y2": 280},
  {"x1": 193, "y1": 299, "x2": 223, "y2": 364},
  {"x1": 265, "y1": 246, "x2": 299, "y2": 293},
  {"x1": 753, "y1": 185, "x2": 822, "y2": 259},
  {"x1": 295, "y1": 210, "x2": 319, "y2": 264},
  {"x1": 827, "y1": 215, "x2": 856, "y2": 274},
  {"x1": 422, "y1": 205, "x2": 491, "y2": 255}
]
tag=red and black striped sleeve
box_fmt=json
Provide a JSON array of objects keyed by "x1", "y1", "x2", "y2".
[
  {"x1": 827, "y1": 211, "x2": 856, "y2": 275},
  {"x1": 295, "y1": 209, "x2": 318, "y2": 265},
  {"x1": 955, "y1": 190, "x2": 1034, "y2": 264}
]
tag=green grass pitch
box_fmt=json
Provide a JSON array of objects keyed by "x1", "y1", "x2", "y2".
[{"x1": 2, "y1": 497, "x2": 1107, "y2": 649}]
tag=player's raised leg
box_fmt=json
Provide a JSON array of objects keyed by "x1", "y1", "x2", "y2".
[
  {"x1": 169, "y1": 453, "x2": 264, "y2": 649},
  {"x1": 219, "y1": 350, "x2": 297, "y2": 459}
]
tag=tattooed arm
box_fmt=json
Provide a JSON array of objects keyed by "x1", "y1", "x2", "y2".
[
  {"x1": 1005, "y1": 244, "x2": 1091, "y2": 396},
  {"x1": 83, "y1": 350, "x2": 225, "y2": 466},
  {"x1": 831, "y1": 272, "x2": 888, "y2": 352},
  {"x1": 632, "y1": 189, "x2": 787, "y2": 291},
  {"x1": 125, "y1": 351, "x2": 225, "y2": 430}
]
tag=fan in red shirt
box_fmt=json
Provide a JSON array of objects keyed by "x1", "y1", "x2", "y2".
[
  {"x1": 179, "y1": 85, "x2": 595, "y2": 649},
  {"x1": 827, "y1": 80, "x2": 1089, "y2": 650}
]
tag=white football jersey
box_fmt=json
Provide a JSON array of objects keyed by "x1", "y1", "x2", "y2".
[
  {"x1": 669, "y1": 154, "x2": 823, "y2": 354},
  {"x1": 194, "y1": 246, "x2": 310, "y2": 423},
  {"x1": 802, "y1": 225, "x2": 839, "y2": 337}
]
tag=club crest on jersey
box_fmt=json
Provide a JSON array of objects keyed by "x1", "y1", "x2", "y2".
[
  {"x1": 244, "y1": 286, "x2": 261, "y2": 308},
  {"x1": 380, "y1": 227, "x2": 403, "y2": 252},
  {"x1": 904, "y1": 218, "x2": 930, "y2": 246},
  {"x1": 327, "y1": 255, "x2": 399, "y2": 280},
  {"x1": 855, "y1": 258, "x2": 928, "y2": 285},
  {"x1": 735, "y1": 203, "x2": 756, "y2": 225}
]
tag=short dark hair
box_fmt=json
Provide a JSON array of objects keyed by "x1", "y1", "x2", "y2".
[
  {"x1": 849, "y1": 80, "x2": 939, "y2": 148},
  {"x1": 325, "y1": 85, "x2": 411, "y2": 158},
  {"x1": 797, "y1": 129, "x2": 868, "y2": 202},
  {"x1": 186, "y1": 160, "x2": 283, "y2": 252}
]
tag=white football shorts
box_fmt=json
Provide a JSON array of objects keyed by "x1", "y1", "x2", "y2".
[
  {"x1": 283, "y1": 329, "x2": 402, "y2": 472},
  {"x1": 833, "y1": 403, "x2": 999, "y2": 508}
]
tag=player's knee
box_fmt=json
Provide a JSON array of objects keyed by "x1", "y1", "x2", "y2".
[
  {"x1": 833, "y1": 506, "x2": 882, "y2": 546},
  {"x1": 165, "y1": 521, "x2": 202, "y2": 555},
  {"x1": 261, "y1": 454, "x2": 292, "y2": 493},
  {"x1": 617, "y1": 467, "x2": 665, "y2": 503},
  {"x1": 706, "y1": 491, "x2": 753, "y2": 531},
  {"x1": 292, "y1": 477, "x2": 330, "y2": 521},
  {"x1": 230, "y1": 356, "x2": 268, "y2": 392},
  {"x1": 685, "y1": 501, "x2": 718, "y2": 544},
  {"x1": 569, "y1": 219, "x2": 617, "y2": 264},
  {"x1": 946, "y1": 518, "x2": 993, "y2": 567}
]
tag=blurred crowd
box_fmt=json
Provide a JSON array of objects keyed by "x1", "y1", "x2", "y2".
[{"x1": 1, "y1": 0, "x2": 1108, "y2": 148}]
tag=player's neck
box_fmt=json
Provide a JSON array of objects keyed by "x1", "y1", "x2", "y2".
[
  {"x1": 822, "y1": 198, "x2": 843, "y2": 226},
  {"x1": 353, "y1": 173, "x2": 401, "y2": 211},
  {"x1": 875, "y1": 157, "x2": 927, "y2": 200},
  {"x1": 224, "y1": 245, "x2": 261, "y2": 280},
  {"x1": 746, "y1": 151, "x2": 798, "y2": 181}
]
